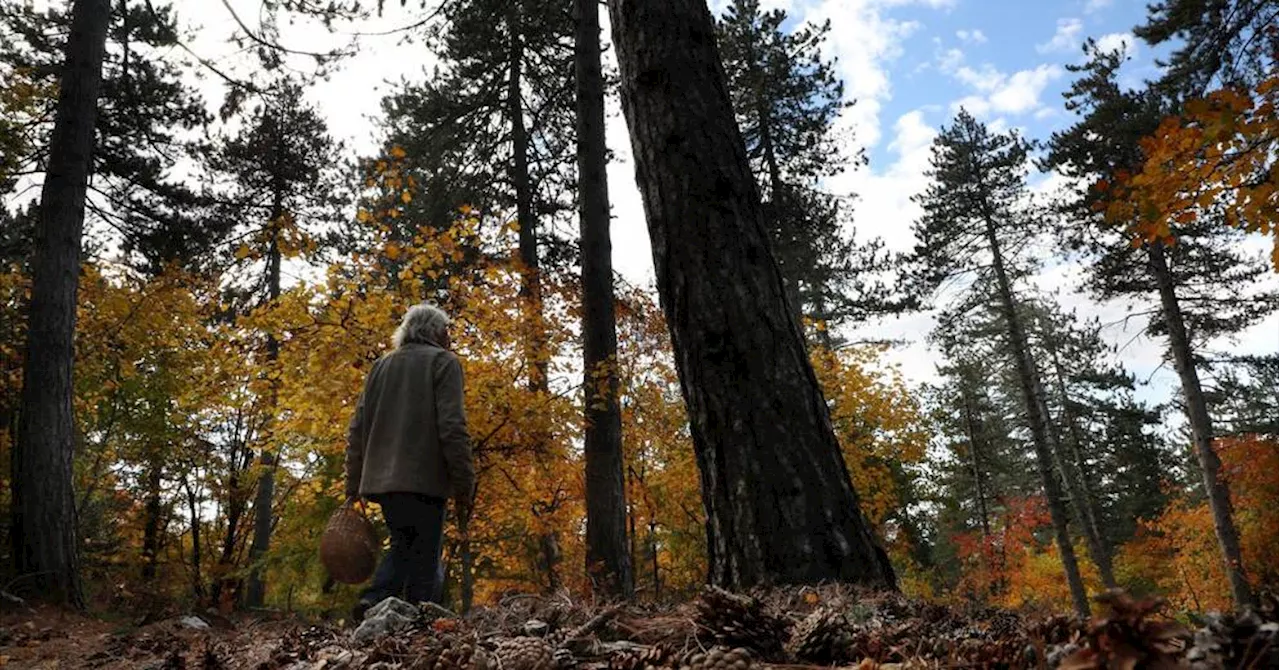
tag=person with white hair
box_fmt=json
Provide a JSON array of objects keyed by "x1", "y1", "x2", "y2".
[{"x1": 345, "y1": 303, "x2": 475, "y2": 618}]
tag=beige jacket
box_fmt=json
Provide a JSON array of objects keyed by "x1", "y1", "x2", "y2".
[{"x1": 345, "y1": 342, "x2": 475, "y2": 501}]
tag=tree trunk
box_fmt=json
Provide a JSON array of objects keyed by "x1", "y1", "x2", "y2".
[
  {"x1": 185, "y1": 477, "x2": 204, "y2": 601},
  {"x1": 11, "y1": 0, "x2": 110, "y2": 610},
  {"x1": 1146, "y1": 241, "x2": 1254, "y2": 608},
  {"x1": 506, "y1": 6, "x2": 560, "y2": 590},
  {"x1": 959, "y1": 388, "x2": 991, "y2": 539},
  {"x1": 577, "y1": 0, "x2": 633, "y2": 600},
  {"x1": 213, "y1": 440, "x2": 250, "y2": 604},
  {"x1": 1045, "y1": 338, "x2": 1116, "y2": 588},
  {"x1": 605, "y1": 0, "x2": 894, "y2": 590},
  {"x1": 141, "y1": 454, "x2": 163, "y2": 579},
  {"x1": 981, "y1": 218, "x2": 1090, "y2": 617},
  {"x1": 245, "y1": 138, "x2": 287, "y2": 607}
]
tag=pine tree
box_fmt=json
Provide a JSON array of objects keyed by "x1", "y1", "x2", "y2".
[
  {"x1": 0, "y1": 1, "x2": 220, "y2": 274},
  {"x1": 1204, "y1": 355, "x2": 1279, "y2": 437},
  {"x1": 1018, "y1": 301, "x2": 1121, "y2": 589},
  {"x1": 1134, "y1": 0, "x2": 1276, "y2": 97},
  {"x1": 714, "y1": 0, "x2": 904, "y2": 333},
  {"x1": 576, "y1": 0, "x2": 631, "y2": 598},
  {"x1": 913, "y1": 110, "x2": 1091, "y2": 616},
  {"x1": 13, "y1": 0, "x2": 111, "y2": 609},
  {"x1": 1095, "y1": 392, "x2": 1169, "y2": 548},
  {"x1": 606, "y1": 0, "x2": 894, "y2": 590},
  {"x1": 396, "y1": 0, "x2": 576, "y2": 593},
  {"x1": 1046, "y1": 44, "x2": 1269, "y2": 609},
  {"x1": 204, "y1": 78, "x2": 346, "y2": 607}
]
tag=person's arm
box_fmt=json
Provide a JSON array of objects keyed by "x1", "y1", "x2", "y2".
[
  {"x1": 435, "y1": 353, "x2": 475, "y2": 506},
  {"x1": 345, "y1": 361, "x2": 377, "y2": 499}
]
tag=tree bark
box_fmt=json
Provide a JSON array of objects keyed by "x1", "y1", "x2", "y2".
[
  {"x1": 981, "y1": 217, "x2": 1090, "y2": 617},
  {"x1": 1146, "y1": 241, "x2": 1254, "y2": 608},
  {"x1": 605, "y1": 0, "x2": 894, "y2": 590},
  {"x1": 577, "y1": 0, "x2": 633, "y2": 600},
  {"x1": 11, "y1": 0, "x2": 111, "y2": 610}
]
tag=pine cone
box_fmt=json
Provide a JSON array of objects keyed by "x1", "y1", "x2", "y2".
[
  {"x1": 786, "y1": 606, "x2": 854, "y2": 663},
  {"x1": 694, "y1": 587, "x2": 787, "y2": 656},
  {"x1": 496, "y1": 636, "x2": 554, "y2": 670},
  {"x1": 678, "y1": 647, "x2": 754, "y2": 670},
  {"x1": 414, "y1": 640, "x2": 474, "y2": 670},
  {"x1": 610, "y1": 644, "x2": 677, "y2": 670}
]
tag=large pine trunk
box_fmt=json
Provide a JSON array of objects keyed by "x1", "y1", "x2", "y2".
[
  {"x1": 982, "y1": 220, "x2": 1090, "y2": 617},
  {"x1": 1146, "y1": 242, "x2": 1254, "y2": 608},
  {"x1": 11, "y1": 0, "x2": 111, "y2": 609},
  {"x1": 576, "y1": 0, "x2": 633, "y2": 598},
  {"x1": 605, "y1": 0, "x2": 894, "y2": 590}
]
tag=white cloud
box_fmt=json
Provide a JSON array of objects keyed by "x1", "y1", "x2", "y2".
[
  {"x1": 954, "y1": 63, "x2": 1004, "y2": 91},
  {"x1": 936, "y1": 47, "x2": 965, "y2": 73},
  {"x1": 946, "y1": 63, "x2": 1063, "y2": 117},
  {"x1": 1084, "y1": 0, "x2": 1112, "y2": 13},
  {"x1": 989, "y1": 64, "x2": 1063, "y2": 114},
  {"x1": 1037, "y1": 17, "x2": 1083, "y2": 54},
  {"x1": 956, "y1": 29, "x2": 987, "y2": 44},
  {"x1": 1095, "y1": 31, "x2": 1138, "y2": 60}
]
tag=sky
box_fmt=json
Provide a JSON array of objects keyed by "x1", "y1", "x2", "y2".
[{"x1": 167, "y1": 0, "x2": 1277, "y2": 407}]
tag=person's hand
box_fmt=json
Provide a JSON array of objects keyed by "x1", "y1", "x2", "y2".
[{"x1": 455, "y1": 496, "x2": 473, "y2": 529}]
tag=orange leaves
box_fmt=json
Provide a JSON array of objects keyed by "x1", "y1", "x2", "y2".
[
  {"x1": 1115, "y1": 435, "x2": 1278, "y2": 614},
  {"x1": 1099, "y1": 73, "x2": 1278, "y2": 269}
]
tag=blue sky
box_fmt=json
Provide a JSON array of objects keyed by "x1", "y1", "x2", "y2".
[{"x1": 863, "y1": 0, "x2": 1160, "y2": 167}]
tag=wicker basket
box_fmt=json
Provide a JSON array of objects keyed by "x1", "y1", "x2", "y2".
[{"x1": 320, "y1": 501, "x2": 377, "y2": 584}]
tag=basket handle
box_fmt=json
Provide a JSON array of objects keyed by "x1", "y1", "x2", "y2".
[{"x1": 344, "y1": 496, "x2": 369, "y2": 517}]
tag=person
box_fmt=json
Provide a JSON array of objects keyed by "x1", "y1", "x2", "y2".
[{"x1": 345, "y1": 303, "x2": 475, "y2": 619}]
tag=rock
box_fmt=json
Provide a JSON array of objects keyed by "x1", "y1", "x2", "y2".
[
  {"x1": 178, "y1": 615, "x2": 211, "y2": 630},
  {"x1": 366, "y1": 596, "x2": 420, "y2": 622},
  {"x1": 353, "y1": 609, "x2": 417, "y2": 644},
  {"x1": 421, "y1": 601, "x2": 458, "y2": 622}
]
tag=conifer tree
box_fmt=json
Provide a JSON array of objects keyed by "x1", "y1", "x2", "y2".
[
  {"x1": 715, "y1": 0, "x2": 904, "y2": 333},
  {"x1": 913, "y1": 110, "x2": 1091, "y2": 616},
  {"x1": 1047, "y1": 44, "x2": 1270, "y2": 609}
]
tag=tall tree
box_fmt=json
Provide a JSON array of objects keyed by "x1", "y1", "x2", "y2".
[
  {"x1": 1047, "y1": 45, "x2": 1270, "y2": 609},
  {"x1": 12, "y1": 0, "x2": 111, "y2": 608},
  {"x1": 576, "y1": 0, "x2": 631, "y2": 597},
  {"x1": 1024, "y1": 301, "x2": 1123, "y2": 589},
  {"x1": 605, "y1": 0, "x2": 894, "y2": 589},
  {"x1": 1134, "y1": 0, "x2": 1276, "y2": 97},
  {"x1": 913, "y1": 111, "x2": 1090, "y2": 616},
  {"x1": 206, "y1": 79, "x2": 345, "y2": 607},
  {"x1": 714, "y1": 0, "x2": 901, "y2": 332},
  {"x1": 401, "y1": 0, "x2": 575, "y2": 591},
  {"x1": 0, "y1": 0, "x2": 220, "y2": 274}
]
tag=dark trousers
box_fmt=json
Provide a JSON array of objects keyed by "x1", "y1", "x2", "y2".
[{"x1": 360, "y1": 492, "x2": 447, "y2": 605}]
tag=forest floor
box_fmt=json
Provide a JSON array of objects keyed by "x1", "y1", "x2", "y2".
[{"x1": 0, "y1": 583, "x2": 1275, "y2": 669}]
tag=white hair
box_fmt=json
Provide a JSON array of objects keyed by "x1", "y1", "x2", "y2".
[{"x1": 392, "y1": 303, "x2": 451, "y2": 348}]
